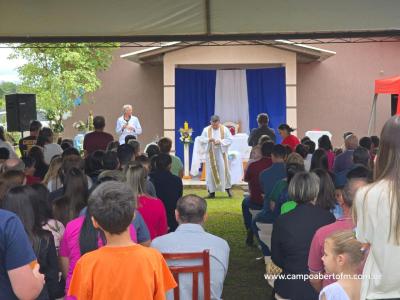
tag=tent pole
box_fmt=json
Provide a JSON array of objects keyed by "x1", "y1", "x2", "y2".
[{"x1": 368, "y1": 94, "x2": 378, "y2": 136}]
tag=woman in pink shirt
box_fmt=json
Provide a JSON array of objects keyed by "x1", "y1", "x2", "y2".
[
  {"x1": 318, "y1": 135, "x2": 335, "y2": 172},
  {"x1": 125, "y1": 162, "x2": 168, "y2": 239},
  {"x1": 59, "y1": 211, "x2": 137, "y2": 295}
]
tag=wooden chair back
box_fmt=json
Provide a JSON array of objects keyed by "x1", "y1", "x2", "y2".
[{"x1": 162, "y1": 250, "x2": 211, "y2": 300}]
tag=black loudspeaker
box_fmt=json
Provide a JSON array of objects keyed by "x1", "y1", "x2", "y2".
[
  {"x1": 5, "y1": 94, "x2": 37, "y2": 132},
  {"x1": 392, "y1": 94, "x2": 398, "y2": 116}
]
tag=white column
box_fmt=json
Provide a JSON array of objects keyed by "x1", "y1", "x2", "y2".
[{"x1": 183, "y1": 143, "x2": 191, "y2": 179}]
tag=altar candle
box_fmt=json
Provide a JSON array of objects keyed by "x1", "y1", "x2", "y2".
[{"x1": 184, "y1": 121, "x2": 189, "y2": 130}]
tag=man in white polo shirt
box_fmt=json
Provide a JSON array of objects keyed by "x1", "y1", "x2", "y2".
[
  {"x1": 115, "y1": 104, "x2": 142, "y2": 144},
  {"x1": 151, "y1": 194, "x2": 230, "y2": 300}
]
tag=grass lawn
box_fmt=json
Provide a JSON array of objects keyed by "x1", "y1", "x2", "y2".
[{"x1": 183, "y1": 187, "x2": 273, "y2": 299}]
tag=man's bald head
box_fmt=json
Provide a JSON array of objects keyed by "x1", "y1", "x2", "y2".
[{"x1": 176, "y1": 194, "x2": 207, "y2": 224}]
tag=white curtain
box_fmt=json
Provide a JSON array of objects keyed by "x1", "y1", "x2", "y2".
[{"x1": 215, "y1": 69, "x2": 250, "y2": 134}]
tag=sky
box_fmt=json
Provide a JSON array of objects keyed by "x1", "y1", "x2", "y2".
[{"x1": 0, "y1": 45, "x2": 25, "y2": 83}]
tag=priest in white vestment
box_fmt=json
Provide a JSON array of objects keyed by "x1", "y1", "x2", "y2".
[{"x1": 199, "y1": 115, "x2": 233, "y2": 198}]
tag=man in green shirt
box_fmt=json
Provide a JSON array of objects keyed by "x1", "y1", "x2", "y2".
[{"x1": 158, "y1": 137, "x2": 183, "y2": 178}]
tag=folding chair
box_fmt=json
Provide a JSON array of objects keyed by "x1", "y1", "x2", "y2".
[{"x1": 162, "y1": 250, "x2": 211, "y2": 300}]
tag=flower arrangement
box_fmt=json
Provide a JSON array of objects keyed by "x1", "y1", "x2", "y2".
[
  {"x1": 179, "y1": 121, "x2": 193, "y2": 144},
  {"x1": 72, "y1": 111, "x2": 94, "y2": 133},
  {"x1": 72, "y1": 120, "x2": 86, "y2": 132}
]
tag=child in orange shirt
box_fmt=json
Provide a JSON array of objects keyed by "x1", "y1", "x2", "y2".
[{"x1": 68, "y1": 181, "x2": 176, "y2": 300}]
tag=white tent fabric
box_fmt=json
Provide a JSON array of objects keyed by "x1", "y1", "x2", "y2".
[
  {"x1": 214, "y1": 70, "x2": 250, "y2": 134},
  {"x1": 1, "y1": 0, "x2": 400, "y2": 40}
]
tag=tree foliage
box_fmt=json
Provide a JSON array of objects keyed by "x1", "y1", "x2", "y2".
[
  {"x1": 10, "y1": 43, "x2": 118, "y2": 131},
  {"x1": 0, "y1": 81, "x2": 18, "y2": 108}
]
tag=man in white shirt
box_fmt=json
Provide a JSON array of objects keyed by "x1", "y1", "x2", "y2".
[
  {"x1": 115, "y1": 104, "x2": 142, "y2": 144},
  {"x1": 199, "y1": 115, "x2": 232, "y2": 198},
  {"x1": 151, "y1": 194, "x2": 230, "y2": 300}
]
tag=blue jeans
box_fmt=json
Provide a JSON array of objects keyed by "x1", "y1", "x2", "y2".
[
  {"x1": 241, "y1": 197, "x2": 263, "y2": 231},
  {"x1": 252, "y1": 209, "x2": 275, "y2": 256}
]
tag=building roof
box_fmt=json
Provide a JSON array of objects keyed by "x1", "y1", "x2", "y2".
[{"x1": 120, "y1": 40, "x2": 336, "y2": 64}]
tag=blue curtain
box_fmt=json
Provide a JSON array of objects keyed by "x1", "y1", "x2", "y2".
[
  {"x1": 175, "y1": 68, "x2": 216, "y2": 162},
  {"x1": 246, "y1": 67, "x2": 286, "y2": 143}
]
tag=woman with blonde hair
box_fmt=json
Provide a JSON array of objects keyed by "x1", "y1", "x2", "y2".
[
  {"x1": 355, "y1": 115, "x2": 400, "y2": 299},
  {"x1": 42, "y1": 156, "x2": 63, "y2": 192},
  {"x1": 320, "y1": 230, "x2": 364, "y2": 300},
  {"x1": 124, "y1": 162, "x2": 167, "y2": 239}
]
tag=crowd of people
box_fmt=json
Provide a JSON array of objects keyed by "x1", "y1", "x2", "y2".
[
  {"x1": 243, "y1": 113, "x2": 400, "y2": 299},
  {"x1": 0, "y1": 113, "x2": 230, "y2": 300},
  {"x1": 1, "y1": 109, "x2": 400, "y2": 300}
]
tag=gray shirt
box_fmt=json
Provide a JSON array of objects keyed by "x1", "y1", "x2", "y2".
[{"x1": 151, "y1": 223, "x2": 230, "y2": 300}]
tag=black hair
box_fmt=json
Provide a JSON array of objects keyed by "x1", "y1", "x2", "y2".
[
  {"x1": 304, "y1": 140, "x2": 316, "y2": 154},
  {"x1": 62, "y1": 147, "x2": 80, "y2": 158},
  {"x1": 117, "y1": 144, "x2": 135, "y2": 166},
  {"x1": 295, "y1": 144, "x2": 308, "y2": 159},
  {"x1": 102, "y1": 151, "x2": 119, "y2": 170},
  {"x1": 88, "y1": 181, "x2": 136, "y2": 234},
  {"x1": 36, "y1": 127, "x2": 53, "y2": 147},
  {"x1": 359, "y1": 136, "x2": 372, "y2": 150},
  {"x1": 30, "y1": 183, "x2": 53, "y2": 225},
  {"x1": 2, "y1": 185, "x2": 50, "y2": 254},
  {"x1": 93, "y1": 116, "x2": 105, "y2": 130},
  {"x1": 310, "y1": 149, "x2": 328, "y2": 171},
  {"x1": 176, "y1": 194, "x2": 207, "y2": 223},
  {"x1": 53, "y1": 167, "x2": 88, "y2": 225},
  {"x1": 370, "y1": 135, "x2": 380, "y2": 148},
  {"x1": 28, "y1": 146, "x2": 48, "y2": 176},
  {"x1": 136, "y1": 154, "x2": 150, "y2": 165},
  {"x1": 312, "y1": 168, "x2": 336, "y2": 211},
  {"x1": 346, "y1": 165, "x2": 373, "y2": 181},
  {"x1": 284, "y1": 145, "x2": 293, "y2": 156},
  {"x1": 146, "y1": 144, "x2": 160, "y2": 159},
  {"x1": 261, "y1": 141, "x2": 274, "y2": 157},
  {"x1": 301, "y1": 136, "x2": 311, "y2": 144},
  {"x1": 318, "y1": 135, "x2": 333, "y2": 151},
  {"x1": 278, "y1": 124, "x2": 295, "y2": 133},
  {"x1": 286, "y1": 163, "x2": 305, "y2": 184},
  {"x1": 155, "y1": 153, "x2": 172, "y2": 171},
  {"x1": 60, "y1": 139, "x2": 73, "y2": 151},
  {"x1": 85, "y1": 150, "x2": 105, "y2": 176},
  {"x1": 29, "y1": 120, "x2": 42, "y2": 132},
  {"x1": 271, "y1": 144, "x2": 286, "y2": 159},
  {"x1": 353, "y1": 146, "x2": 370, "y2": 167},
  {"x1": 0, "y1": 126, "x2": 6, "y2": 141},
  {"x1": 0, "y1": 147, "x2": 10, "y2": 160},
  {"x1": 128, "y1": 140, "x2": 140, "y2": 155},
  {"x1": 79, "y1": 210, "x2": 105, "y2": 256},
  {"x1": 158, "y1": 137, "x2": 172, "y2": 153},
  {"x1": 124, "y1": 135, "x2": 136, "y2": 145},
  {"x1": 22, "y1": 156, "x2": 36, "y2": 169}
]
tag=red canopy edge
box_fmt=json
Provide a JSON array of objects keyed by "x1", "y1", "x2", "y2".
[{"x1": 375, "y1": 76, "x2": 400, "y2": 94}]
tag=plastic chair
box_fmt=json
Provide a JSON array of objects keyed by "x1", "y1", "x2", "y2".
[{"x1": 162, "y1": 250, "x2": 211, "y2": 300}]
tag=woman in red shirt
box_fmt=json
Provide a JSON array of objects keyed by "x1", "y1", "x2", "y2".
[
  {"x1": 278, "y1": 124, "x2": 300, "y2": 151},
  {"x1": 124, "y1": 162, "x2": 168, "y2": 239}
]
